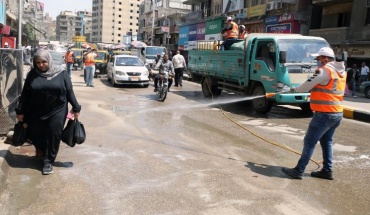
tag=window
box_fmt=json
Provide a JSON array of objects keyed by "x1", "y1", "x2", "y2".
[
  {"x1": 130, "y1": 16, "x2": 133, "y2": 19},
  {"x1": 119, "y1": 21, "x2": 121, "y2": 24},
  {"x1": 130, "y1": 23, "x2": 132, "y2": 25},
  {"x1": 130, "y1": 10, "x2": 133, "y2": 13}
]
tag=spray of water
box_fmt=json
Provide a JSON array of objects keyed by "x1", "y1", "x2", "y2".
[{"x1": 136, "y1": 95, "x2": 266, "y2": 114}]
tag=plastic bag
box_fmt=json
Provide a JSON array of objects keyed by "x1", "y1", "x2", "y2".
[
  {"x1": 74, "y1": 120, "x2": 86, "y2": 144},
  {"x1": 61, "y1": 119, "x2": 76, "y2": 147},
  {"x1": 12, "y1": 122, "x2": 28, "y2": 146}
]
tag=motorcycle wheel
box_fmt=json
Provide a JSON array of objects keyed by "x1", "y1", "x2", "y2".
[{"x1": 159, "y1": 86, "x2": 167, "y2": 102}]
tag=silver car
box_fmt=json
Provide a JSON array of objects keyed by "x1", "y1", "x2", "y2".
[{"x1": 106, "y1": 55, "x2": 149, "y2": 87}]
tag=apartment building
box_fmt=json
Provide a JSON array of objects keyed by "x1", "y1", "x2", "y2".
[
  {"x1": 91, "y1": 0, "x2": 143, "y2": 43},
  {"x1": 56, "y1": 11, "x2": 83, "y2": 42},
  {"x1": 77, "y1": 11, "x2": 93, "y2": 42},
  {"x1": 309, "y1": 0, "x2": 370, "y2": 64}
]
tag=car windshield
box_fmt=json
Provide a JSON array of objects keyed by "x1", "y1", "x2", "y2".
[
  {"x1": 96, "y1": 52, "x2": 107, "y2": 60},
  {"x1": 146, "y1": 47, "x2": 165, "y2": 56},
  {"x1": 73, "y1": 50, "x2": 82, "y2": 57},
  {"x1": 115, "y1": 57, "x2": 144, "y2": 66},
  {"x1": 278, "y1": 39, "x2": 329, "y2": 63}
]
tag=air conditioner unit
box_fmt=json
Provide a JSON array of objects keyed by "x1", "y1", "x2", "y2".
[
  {"x1": 266, "y1": 2, "x2": 275, "y2": 11},
  {"x1": 275, "y1": 1, "x2": 283, "y2": 9}
]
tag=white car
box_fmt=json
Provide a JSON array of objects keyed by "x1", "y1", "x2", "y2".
[{"x1": 106, "y1": 55, "x2": 149, "y2": 87}]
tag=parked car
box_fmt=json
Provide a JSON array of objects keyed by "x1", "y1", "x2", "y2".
[
  {"x1": 359, "y1": 81, "x2": 370, "y2": 99},
  {"x1": 106, "y1": 55, "x2": 149, "y2": 87}
]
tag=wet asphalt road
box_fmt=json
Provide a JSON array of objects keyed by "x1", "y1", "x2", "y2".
[{"x1": 0, "y1": 70, "x2": 369, "y2": 215}]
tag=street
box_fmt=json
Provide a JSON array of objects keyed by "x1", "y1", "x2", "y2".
[{"x1": 0, "y1": 69, "x2": 369, "y2": 215}]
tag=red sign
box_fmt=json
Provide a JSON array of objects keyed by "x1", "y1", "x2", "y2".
[{"x1": 279, "y1": 13, "x2": 294, "y2": 23}]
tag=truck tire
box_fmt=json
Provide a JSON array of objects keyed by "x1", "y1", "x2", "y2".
[
  {"x1": 252, "y1": 85, "x2": 273, "y2": 114},
  {"x1": 201, "y1": 76, "x2": 221, "y2": 98}
]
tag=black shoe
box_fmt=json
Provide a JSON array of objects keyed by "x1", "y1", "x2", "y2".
[
  {"x1": 42, "y1": 164, "x2": 53, "y2": 175},
  {"x1": 89, "y1": 85, "x2": 95, "y2": 87},
  {"x1": 174, "y1": 85, "x2": 178, "y2": 87},
  {"x1": 168, "y1": 88, "x2": 170, "y2": 92},
  {"x1": 281, "y1": 167, "x2": 303, "y2": 179},
  {"x1": 154, "y1": 88, "x2": 158, "y2": 92},
  {"x1": 311, "y1": 169, "x2": 333, "y2": 180},
  {"x1": 180, "y1": 84, "x2": 182, "y2": 87}
]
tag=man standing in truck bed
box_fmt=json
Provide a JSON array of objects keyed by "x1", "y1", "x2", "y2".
[{"x1": 221, "y1": 16, "x2": 239, "y2": 50}]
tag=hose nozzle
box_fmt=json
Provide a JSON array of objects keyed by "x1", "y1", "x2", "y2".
[{"x1": 265, "y1": 93, "x2": 276, "y2": 98}]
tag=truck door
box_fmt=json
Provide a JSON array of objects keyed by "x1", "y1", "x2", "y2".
[{"x1": 250, "y1": 40, "x2": 277, "y2": 92}]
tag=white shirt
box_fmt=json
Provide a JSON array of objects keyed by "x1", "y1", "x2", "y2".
[
  {"x1": 360, "y1": 65, "x2": 369, "y2": 75},
  {"x1": 172, "y1": 54, "x2": 187, "y2": 69}
]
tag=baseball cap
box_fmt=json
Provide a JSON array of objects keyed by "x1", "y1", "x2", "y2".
[
  {"x1": 227, "y1": 16, "x2": 232, "y2": 21},
  {"x1": 311, "y1": 47, "x2": 335, "y2": 59}
]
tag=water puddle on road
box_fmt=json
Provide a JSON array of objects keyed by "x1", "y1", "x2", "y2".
[{"x1": 333, "y1": 143, "x2": 356, "y2": 152}]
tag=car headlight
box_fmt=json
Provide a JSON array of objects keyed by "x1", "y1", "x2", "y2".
[
  {"x1": 143, "y1": 70, "x2": 149, "y2": 76},
  {"x1": 116, "y1": 71, "x2": 127, "y2": 76}
]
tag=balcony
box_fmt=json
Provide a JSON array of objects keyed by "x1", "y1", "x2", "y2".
[{"x1": 309, "y1": 27, "x2": 350, "y2": 44}]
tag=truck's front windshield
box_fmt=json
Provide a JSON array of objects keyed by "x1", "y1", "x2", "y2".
[
  {"x1": 278, "y1": 39, "x2": 329, "y2": 63},
  {"x1": 145, "y1": 47, "x2": 166, "y2": 56}
]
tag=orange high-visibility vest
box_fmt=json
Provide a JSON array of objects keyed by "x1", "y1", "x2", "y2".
[
  {"x1": 84, "y1": 53, "x2": 95, "y2": 66},
  {"x1": 226, "y1": 21, "x2": 239, "y2": 39},
  {"x1": 65, "y1": 51, "x2": 74, "y2": 63},
  {"x1": 310, "y1": 66, "x2": 346, "y2": 113}
]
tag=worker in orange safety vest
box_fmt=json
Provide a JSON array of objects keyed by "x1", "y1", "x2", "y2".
[
  {"x1": 65, "y1": 47, "x2": 75, "y2": 77},
  {"x1": 221, "y1": 16, "x2": 239, "y2": 50}
]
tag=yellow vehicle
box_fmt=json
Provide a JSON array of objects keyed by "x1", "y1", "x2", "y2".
[
  {"x1": 113, "y1": 50, "x2": 131, "y2": 56},
  {"x1": 95, "y1": 50, "x2": 109, "y2": 76},
  {"x1": 71, "y1": 48, "x2": 85, "y2": 70}
]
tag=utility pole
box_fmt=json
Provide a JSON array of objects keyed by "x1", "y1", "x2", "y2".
[
  {"x1": 151, "y1": 0, "x2": 155, "y2": 46},
  {"x1": 17, "y1": 0, "x2": 23, "y2": 49}
]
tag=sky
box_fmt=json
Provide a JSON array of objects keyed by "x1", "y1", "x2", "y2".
[{"x1": 41, "y1": 0, "x2": 92, "y2": 20}]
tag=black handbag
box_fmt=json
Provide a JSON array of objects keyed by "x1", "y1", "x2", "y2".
[
  {"x1": 61, "y1": 119, "x2": 76, "y2": 147},
  {"x1": 74, "y1": 120, "x2": 86, "y2": 144},
  {"x1": 12, "y1": 122, "x2": 27, "y2": 146}
]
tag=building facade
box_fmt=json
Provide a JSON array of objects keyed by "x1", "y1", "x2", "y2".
[
  {"x1": 77, "y1": 11, "x2": 93, "y2": 42},
  {"x1": 91, "y1": 0, "x2": 143, "y2": 43},
  {"x1": 56, "y1": 11, "x2": 83, "y2": 42}
]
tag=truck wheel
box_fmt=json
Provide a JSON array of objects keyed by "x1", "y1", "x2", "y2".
[
  {"x1": 252, "y1": 85, "x2": 273, "y2": 114},
  {"x1": 299, "y1": 103, "x2": 312, "y2": 112},
  {"x1": 201, "y1": 76, "x2": 221, "y2": 98}
]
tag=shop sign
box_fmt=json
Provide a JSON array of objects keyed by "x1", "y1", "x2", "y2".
[
  {"x1": 187, "y1": 41, "x2": 197, "y2": 50},
  {"x1": 279, "y1": 13, "x2": 294, "y2": 23},
  {"x1": 161, "y1": 26, "x2": 169, "y2": 33},
  {"x1": 265, "y1": 16, "x2": 279, "y2": 25},
  {"x1": 266, "y1": 23, "x2": 291, "y2": 33},
  {"x1": 247, "y1": 4, "x2": 267, "y2": 18},
  {"x1": 206, "y1": 18, "x2": 223, "y2": 35},
  {"x1": 349, "y1": 47, "x2": 370, "y2": 58}
]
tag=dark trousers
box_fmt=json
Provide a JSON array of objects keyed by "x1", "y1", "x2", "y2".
[
  {"x1": 154, "y1": 74, "x2": 173, "y2": 89},
  {"x1": 174, "y1": 68, "x2": 184, "y2": 86},
  {"x1": 27, "y1": 108, "x2": 66, "y2": 164},
  {"x1": 222, "y1": 38, "x2": 238, "y2": 50}
]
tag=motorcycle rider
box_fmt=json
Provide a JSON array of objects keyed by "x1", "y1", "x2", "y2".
[{"x1": 154, "y1": 54, "x2": 175, "y2": 92}]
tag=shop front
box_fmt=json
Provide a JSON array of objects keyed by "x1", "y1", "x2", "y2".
[
  {"x1": 265, "y1": 13, "x2": 300, "y2": 34},
  {"x1": 244, "y1": 4, "x2": 266, "y2": 33}
]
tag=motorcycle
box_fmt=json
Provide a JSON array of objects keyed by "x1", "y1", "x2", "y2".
[{"x1": 156, "y1": 69, "x2": 169, "y2": 102}]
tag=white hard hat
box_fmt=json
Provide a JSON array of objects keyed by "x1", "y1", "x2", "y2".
[
  {"x1": 4, "y1": 42, "x2": 8, "y2": 45},
  {"x1": 240, "y1": 25, "x2": 245, "y2": 29},
  {"x1": 311, "y1": 47, "x2": 335, "y2": 59},
  {"x1": 227, "y1": 16, "x2": 233, "y2": 21}
]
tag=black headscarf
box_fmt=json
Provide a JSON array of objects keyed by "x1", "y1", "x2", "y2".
[{"x1": 33, "y1": 50, "x2": 63, "y2": 80}]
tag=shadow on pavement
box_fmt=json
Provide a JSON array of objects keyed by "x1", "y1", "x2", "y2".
[{"x1": 245, "y1": 161, "x2": 312, "y2": 179}]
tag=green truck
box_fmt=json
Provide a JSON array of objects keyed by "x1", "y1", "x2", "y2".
[{"x1": 188, "y1": 33, "x2": 330, "y2": 113}]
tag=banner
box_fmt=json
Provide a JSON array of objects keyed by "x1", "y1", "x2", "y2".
[
  {"x1": 188, "y1": 24, "x2": 197, "y2": 41},
  {"x1": 178, "y1": 25, "x2": 189, "y2": 46},
  {"x1": 196, "y1": 22, "x2": 206, "y2": 41},
  {"x1": 266, "y1": 23, "x2": 292, "y2": 34},
  {"x1": 205, "y1": 18, "x2": 223, "y2": 41}
]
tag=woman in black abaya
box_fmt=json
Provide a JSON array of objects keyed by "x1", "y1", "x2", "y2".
[{"x1": 16, "y1": 50, "x2": 81, "y2": 175}]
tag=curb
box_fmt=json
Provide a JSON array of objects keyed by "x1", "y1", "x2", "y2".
[
  {"x1": 343, "y1": 106, "x2": 370, "y2": 123},
  {"x1": 0, "y1": 140, "x2": 10, "y2": 194}
]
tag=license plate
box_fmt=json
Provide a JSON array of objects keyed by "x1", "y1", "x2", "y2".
[
  {"x1": 130, "y1": 76, "x2": 139, "y2": 81},
  {"x1": 74, "y1": 64, "x2": 78, "y2": 66}
]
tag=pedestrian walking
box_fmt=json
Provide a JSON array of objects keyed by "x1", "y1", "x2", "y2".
[
  {"x1": 65, "y1": 47, "x2": 75, "y2": 77},
  {"x1": 360, "y1": 62, "x2": 369, "y2": 83},
  {"x1": 281, "y1": 47, "x2": 346, "y2": 180},
  {"x1": 172, "y1": 50, "x2": 187, "y2": 87},
  {"x1": 84, "y1": 48, "x2": 97, "y2": 87},
  {"x1": 15, "y1": 50, "x2": 81, "y2": 175},
  {"x1": 346, "y1": 64, "x2": 357, "y2": 97}
]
